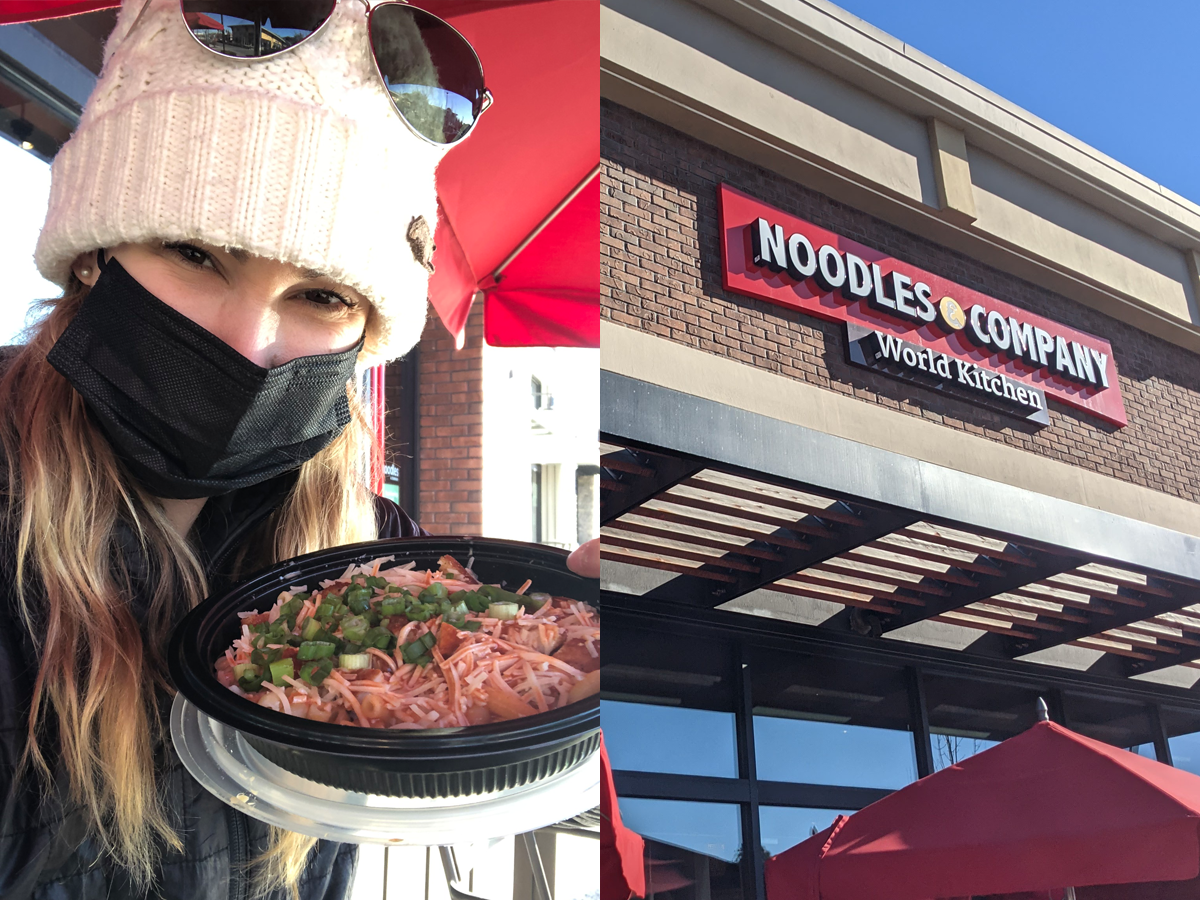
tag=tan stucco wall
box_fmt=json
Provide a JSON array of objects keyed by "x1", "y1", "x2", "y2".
[{"x1": 601, "y1": 0, "x2": 1200, "y2": 350}]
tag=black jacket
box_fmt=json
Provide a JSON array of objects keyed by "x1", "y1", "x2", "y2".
[{"x1": 0, "y1": 468, "x2": 423, "y2": 900}]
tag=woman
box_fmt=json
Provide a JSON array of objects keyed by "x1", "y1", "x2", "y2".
[{"x1": 0, "y1": 1, "x2": 591, "y2": 896}]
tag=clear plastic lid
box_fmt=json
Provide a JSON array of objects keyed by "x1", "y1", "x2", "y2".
[{"x1": 171, "y1": 694, "x2": 600, "y2": 845}]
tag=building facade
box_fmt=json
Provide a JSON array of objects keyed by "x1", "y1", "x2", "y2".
[{"x1": 599, "y1": 2, "x2": 1200, "y2": 898}]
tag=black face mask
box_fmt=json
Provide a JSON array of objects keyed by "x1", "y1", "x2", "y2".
[{"x1": 47, "y1": 253, "x2": 364, "y2": 500}]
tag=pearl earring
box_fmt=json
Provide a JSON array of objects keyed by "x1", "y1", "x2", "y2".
[{"x1": 80, "y1": 267, "x2": 92, "y2": 278}]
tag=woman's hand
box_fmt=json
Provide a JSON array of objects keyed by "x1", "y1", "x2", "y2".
[{"x1": 566, "y1": 538, "x2": 599, "y2": 579}]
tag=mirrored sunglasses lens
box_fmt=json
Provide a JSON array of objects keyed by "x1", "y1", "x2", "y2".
[
  {"x1": 181, "y1": 1, "x2": 336, "y2": 58},
  {"x1": 369, "y1": 5, "x2": 485, "y2": 144}
]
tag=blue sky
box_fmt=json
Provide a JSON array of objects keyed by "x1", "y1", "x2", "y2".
[{"x1": 832, "y1": 0, "x2": 1200, "y2": 206}]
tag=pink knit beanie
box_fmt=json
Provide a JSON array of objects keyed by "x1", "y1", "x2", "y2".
[{"x1": 35, "y1": 0, "x2": 448, "y2": 363}]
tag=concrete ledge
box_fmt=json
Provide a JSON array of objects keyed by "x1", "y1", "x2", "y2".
[{"x1": 686, "y1": 0, "x2": 1200, "y2": 245}]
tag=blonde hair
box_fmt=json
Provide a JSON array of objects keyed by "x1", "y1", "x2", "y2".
[{"x1": 0, "y1": 279, "x2": 380, "y2": 894}]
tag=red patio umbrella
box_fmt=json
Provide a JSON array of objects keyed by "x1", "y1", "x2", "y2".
[
  {"x1": 0, "y1": 1, "x2": 114, "y2": 19},
  {"x1": 602, "y1": 734, "x2": 646, "y2": 900},
  {"x1": 415, "y1": 0, "x2": 598, "y2": 348},
  {"x1": 2, "y1": 0, "x2": 600, "y2": 349},
  {"x1": 765, "y1": 721, "x2": 1200, "y2": 900},
  {"x1": 183, "y1": 11, "x2": 223, "y2": 31},
  {"x1": 482, "y1": 168, "x2": 599, "y2": 347}
]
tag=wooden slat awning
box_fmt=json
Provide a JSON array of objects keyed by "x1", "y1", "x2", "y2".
[{"x1": 601, "y1": 443, "x2": 1200, "y2": 678}]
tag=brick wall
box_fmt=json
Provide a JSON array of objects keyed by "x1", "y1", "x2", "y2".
[
  {"x1": 601, "y1": 100, "x2": 1200, "y2": 504},
  {"x1": 414, "y1": 302, "x2": 484, "y2": 534}
]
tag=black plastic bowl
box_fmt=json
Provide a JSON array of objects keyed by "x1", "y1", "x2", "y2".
[{"x1": 168, "y1": 536, "x2": 600, "y2": 799}]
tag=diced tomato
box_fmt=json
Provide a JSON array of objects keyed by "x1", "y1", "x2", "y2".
[
  {"x1": 553, "y1": 638, "x2": 600, "y2": 673},
  {"x1": 438, "y1": 555, "x2": 471, "y2": 581},
  {"x1": 487, "y1": 690, "x2": 536, "y2": 720},
  {"x1": 465, "y1": 704, "x2": 492, "y2": 725},
  {"x1": 242, "y1": 612, "x2": 270, "y2": 626},
  {"x1": 437, "y1": 622, "x2": 462, "y2": 656},
  {"x1": 280, "y1": 647, "x2": 299, "y2": 659}
]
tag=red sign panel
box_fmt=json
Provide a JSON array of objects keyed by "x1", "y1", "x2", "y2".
[{"x1": 718, "y1": 183, "x2": 1127, "y2": 427}]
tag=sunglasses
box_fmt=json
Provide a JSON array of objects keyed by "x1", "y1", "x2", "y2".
[{"x1": 175, "y1": 1, "x2": 492, "y2": 146}]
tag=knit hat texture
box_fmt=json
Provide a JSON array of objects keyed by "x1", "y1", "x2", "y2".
[{"x1": 35, "y1": 0, "x2": 448, "y2": 363}]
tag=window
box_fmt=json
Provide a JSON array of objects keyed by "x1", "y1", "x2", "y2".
[
  {"x1": 641, "y1": 838, "x2": 744, "y2": 900},
  {"x1": 603, "y1": 623, "x2": 736, "y2": 710},
  {"x1": 0, "y1": 137, "x2": 58, "y2": 344},
  {"x1": 575, "y1": 464, "x2": 600, "y2": 545},
  {"x1": 531, "y1": 375, "x2": 552, "y2": 410},
  {"x1": 530, "y1": 464, "x2": 542, "y2": 543},
  {"x1": 602, "y1": 700, "x2": 739, "y2": 778},
  {"x1": 1170, "y1": 733, "x2": 1200, "y2": 775},
  {"x1": 931, "y1": 733, "x2": 999, "y2": 771},
  {"x1": 1162, "y1": 707, "x2": 1200, "y2": 775},
  {"x1": 620, "y1": 799, "x2": 742, "y2": 864},
  {"x1": 1064, "y1": 691, "x2": 1159, "y2": 757},
  {"x1": 759, "y1": 806, "x2": 853, "y2": 857},
  {"x1": 924, "y1": 673, "x2": 1047, "y2": 770},
  {"x1": 753, "y1": 715, "x2": 917, "y2": 789},
  {"x1": 528, "y1": 463, "x2": 560, "y2": 546},
  {"x1": 750, "y1": 649, "x2": 916, "y2": 789}
]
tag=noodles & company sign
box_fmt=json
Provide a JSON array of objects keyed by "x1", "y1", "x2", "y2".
[{"x1": 718, "y1": 184, "x2": 1126, "y2": 428}]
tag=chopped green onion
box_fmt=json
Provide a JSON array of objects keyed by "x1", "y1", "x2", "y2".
[
  {"x1": 453, "y1": 590, "x2": 490, "y2": 613},
  {"x1": 338, "y1": 653, "x2": 372, "y2": 670},
  {"x1": 299, "y1": 659, "x2": 333, "y2": 686},
  {"x1": 299, "y1": 617, "x2": 322, "y2": 641},
  {"x1": 380, "y1": 597, "x2": 407, "y2": 616},
  {"x1": 487, "y1": 601, "x2": 520, "y2": 621},
  {"x1": 460, "y1": 620, "x2": 482, "y2": 632},
  {"x1": 479, "y1": 584, "x2": 538, "y2": 610},
  {"x1": 362, "y1": 626, "x2": 394, "y2": 651},
  {"x1": 345, "y1": 584, "x2": 373, "y2": 612},
  {"x1": 340, "y1": 615, "x2": 369, "y2": 643},
  {"x1": 400, "y1": 631, "x2": 438, "y2": 665},
  {"x1": 268, "y1": 658, "x2": 294, "y2": 686},
  {"x1": 237, "y1": 670, "x2": 264, "y2": 692},
  {"x1": 297, "y1": 641, "x2": 336, "y2": 660},
  {"x1": 406, "y1": 604, "x2": 433, "y2": 622},
  {"x1": 419, "y1": 582, "x2": 449, "y2": 603}
]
